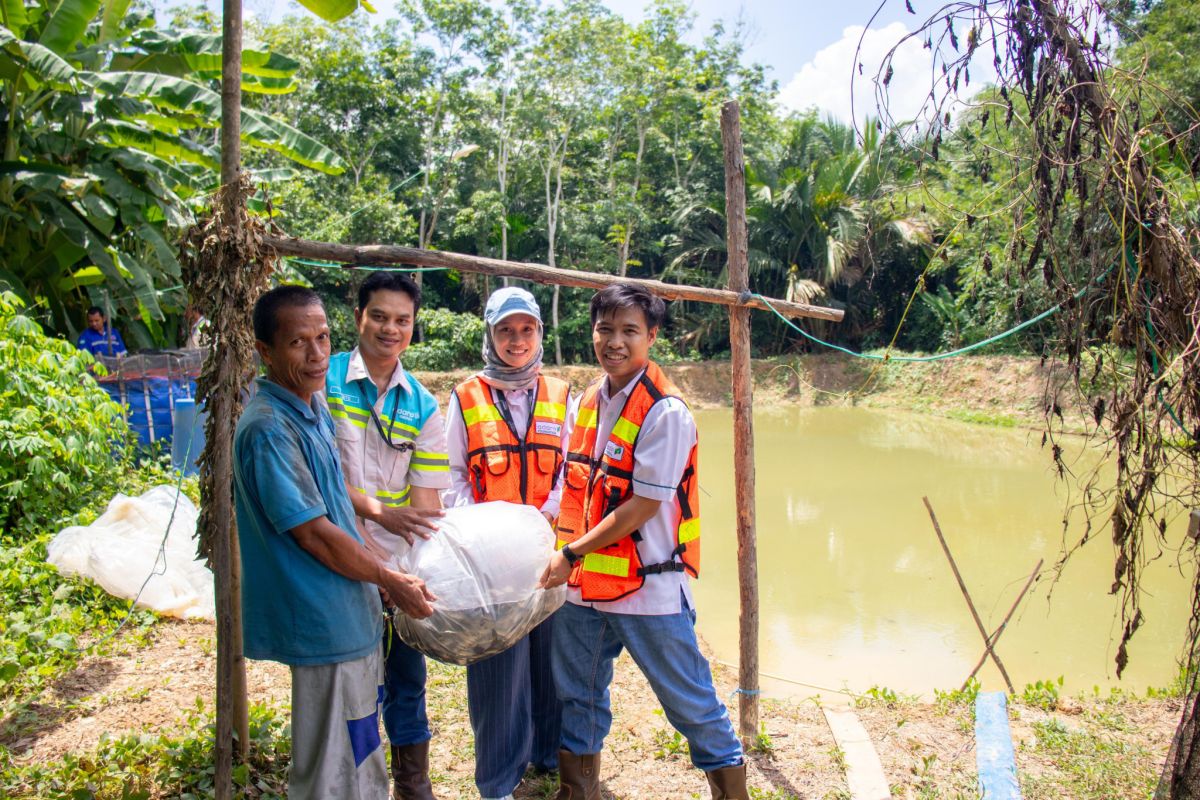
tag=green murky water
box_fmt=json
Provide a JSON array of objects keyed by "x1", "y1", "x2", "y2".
[{"x1": 690, "y1": 406, "x2": 1191, "y2": 700}]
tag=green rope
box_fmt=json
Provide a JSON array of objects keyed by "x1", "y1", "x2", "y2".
[
  {"x1": 752, "y1": 287, "x2": 1078, "y2": 363},
  {"x1": 286, "y1": 257, "x2": 450, "y2": 274},
  {"x1": 753, "y1": 262, "x2": 1129, "y2": 364}
]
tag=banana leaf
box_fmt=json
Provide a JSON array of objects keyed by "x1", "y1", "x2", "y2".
[
  {"x1": 97, "y1": 0, "x2": 130, "y2": 44},
  {"x1": 293, "y1": 0, "x2": 360, "y2": 23},
  {"x1": 97, "y1": 120, "x2": 220, "y2": 169},
  {"x1": 115, "y1": 29, "x2": 300, "y2": 78},
  {"x1": 84, "y1": 70, "x2": 222, "y2": 117},
  {"x1": 1, "y1": 26, "x2": 77, "y2": 87},
  {"x1": 242, "y1": 107, "x2": 345, "y2": 175},
  {"x1": 1, "y1": 0, "x2": 29, "y2": 37},
  {"x1": 38, "y1": 0, "x2": 102, "y2": 56},
  {"x1": 135, "y1": 221, "x2": 182, "y2": 279}
]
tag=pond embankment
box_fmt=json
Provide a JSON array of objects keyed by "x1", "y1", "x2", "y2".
[{"x1": 413, "y1": 352, "x2": 1085, "y2": 431}]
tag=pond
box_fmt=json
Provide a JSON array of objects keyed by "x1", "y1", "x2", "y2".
[{"x1": 690, "y1": 406, "x2": 1191, "y2": 700}]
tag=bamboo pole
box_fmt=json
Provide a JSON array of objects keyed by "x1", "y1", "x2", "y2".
[
  {"x1": 721, "y1": 100, "x2": 759, "y2": 745},
  {"x1": 964, "y1": 559, "x2": 1042, "y2": 688},
  {"x1": 216, "y1": 0, "x2": 249, "y2": 796},
  {"x1": 923, "y1": 497, "x2": 1016, "y2": 694},
  {"x1": 262, "y1": 235, "x2": 845, "y2": 322}
]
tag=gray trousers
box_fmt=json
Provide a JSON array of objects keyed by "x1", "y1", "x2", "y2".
[{"x1": 290, "y1": 646, "x2": 388, "y2": 800}]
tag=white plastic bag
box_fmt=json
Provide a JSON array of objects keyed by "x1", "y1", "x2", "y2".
[
  {"x1": 46, "y1": 485, "x2": 215, "y2": 620},
  {"x1": 390, "y1": 501, "x2": 565, "y2": 665}
]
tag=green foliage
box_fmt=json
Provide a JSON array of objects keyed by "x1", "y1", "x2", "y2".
[
  {"x1": 0, "y1": 529, "x2": 157, "y2": 735},
  {"x1": 0, "y1": 292, "x2": 130, "y2": 536},
  {"x1": 0, "y1": 3, "x2": 345, "y2": 344},
  {"x1": 748, "y1": 723, "x2": 775, "y2": 756},
  {"x1": 404, "y1": 307, "x2": 485, "y2": 371},
  {"x1": 0, "y1": 701, "x2": 291, "y2": 798},
  {"x1": 1022, "y1": 718, "x2": 1158, "y2": 800},
  {"x1": 0, "y1": 450, "x2": 183, "y2": 729},
  {"x1": 1021, "y1": 676, "x2": 1064, "y2": 711},
  {"x1": 933, "y1": 677, "x2": 981, "y2": 711},
  {"x1": 650, "y1": 707, "x2": 690, "y2": 760},
  {"x1": 750, "y1": 789, "x2": 800, "y2": 800},
  {"x1": 854, "y1": 684, "x2": 914, "y2": 709}
]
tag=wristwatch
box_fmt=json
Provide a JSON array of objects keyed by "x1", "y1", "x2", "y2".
[{"x1": 560, "y1": 544, "x2": 580, "y2": 565}]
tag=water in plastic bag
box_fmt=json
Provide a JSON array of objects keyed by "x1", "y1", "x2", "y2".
[{"x1": 390, "y1": 501, "x2": 566, "y2": 665}]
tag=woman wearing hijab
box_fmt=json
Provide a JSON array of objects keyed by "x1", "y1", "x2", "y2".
[{"x1": 443, "y1": 287, "x2": 570, "y2": 800}]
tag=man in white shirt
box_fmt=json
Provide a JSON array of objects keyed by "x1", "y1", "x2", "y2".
[
  {"x1": 326, "y1": 271, "x2": 450, "y2": 800},
  {"x1": 541, "y1": 284, "x2": 747, "y2": 800}
]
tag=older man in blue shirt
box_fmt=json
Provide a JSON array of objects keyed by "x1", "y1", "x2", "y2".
[{"x1": 234, "y1": 285, "x2": 435, "y2": 800}]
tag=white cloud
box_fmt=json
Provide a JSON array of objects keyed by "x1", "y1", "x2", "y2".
[{"x1": 778, "y1": 22, "x2": 935, "y2": 127}]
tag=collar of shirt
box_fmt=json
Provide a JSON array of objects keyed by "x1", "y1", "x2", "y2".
[
  {"x1": 256, "y1": 377, "x2": 320, "y2": 421},
  {"x1": 344, "y1": 346, "x2": 410, "y2": 407},
  {"x1": 598, "y1": 366, "x2": 647, "y2": 405}
]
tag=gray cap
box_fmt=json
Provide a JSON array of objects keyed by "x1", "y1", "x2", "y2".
[{"x1": 484, "y1": 287, "x2": 542, "y2": 327}]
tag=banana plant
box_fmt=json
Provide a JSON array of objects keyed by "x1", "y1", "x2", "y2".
[{"x1": 0, "y1": 0, "x2": 346, "y2": 344}]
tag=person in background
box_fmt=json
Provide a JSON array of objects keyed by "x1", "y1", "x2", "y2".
[
  {"x1": 184, "y1": 306, "x2": 210, "y2": 349},
  {"x1": 540, "y1": 283, "x2": 749, "y2": 800},
  {"x1": 444, "y1": 286, "x2": 569, "y2": 800},
  {"x1": 325, "y1": 270, "x2": 450, "y2": 800},
  {"x1": 77, "y1": 306, "x2": 127, "y2": 357},
  {"x1": 234, "y1": 285, "x2": 436, "y2": 800}
]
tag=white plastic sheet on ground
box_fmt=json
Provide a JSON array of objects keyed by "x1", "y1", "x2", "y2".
[
  {"x1": 391, "y1": 501, "x2": 566, "y2": 665},
  {"x1": 46, "y1": 485, "x2": 215, "y2": 620}
]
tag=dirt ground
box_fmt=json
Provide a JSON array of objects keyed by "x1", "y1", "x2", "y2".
[
  {"x1": 3, "y1": 619, "x2": 1180, "y2": 799},
  {"x1": 5, "y1": 356, "x2": 1169, "y2": 798}
]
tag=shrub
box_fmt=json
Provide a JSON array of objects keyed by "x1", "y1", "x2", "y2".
[
  {"x1": 0, "y1": 292, "x2": 131, "y2": 537},
  {"x1": 405, "y1": 308, "x2": 486, "y2": 371}
]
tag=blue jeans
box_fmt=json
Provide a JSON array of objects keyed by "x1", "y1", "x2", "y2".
[
  {"x1": 382, "y1": 624, "x2": 430, "y2": 746},
  {"x1": 551, "y1": 600, "x2": 743, "y2": 772},
  {"x1": 467, "y1": 614, "x2": 561, "y2": 797}
]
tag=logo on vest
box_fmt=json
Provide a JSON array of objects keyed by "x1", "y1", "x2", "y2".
[
  {"x1": 604, "y1": 441, "x2": 625, "y2": 460},
  {"x1": 535, "y1": 421, "x2": 563, "y2": 437}
]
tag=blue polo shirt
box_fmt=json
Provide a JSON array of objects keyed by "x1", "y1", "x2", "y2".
[
  {"x1": 233, "y1": 378, "x2": 383, "y2": 666},
  {"x1": 77, "y1": 326, "x2": 127, "y2": 357}
]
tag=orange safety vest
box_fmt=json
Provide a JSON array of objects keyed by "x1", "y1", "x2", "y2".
[
  {"x1": 454, "y1": 375, "x2": 570, "y2": 507},
  {"x1": 556, "y1": 361, "x2": 700, "y2": 602}
]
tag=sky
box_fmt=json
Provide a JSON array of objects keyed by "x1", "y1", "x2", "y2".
[{"x1": 222, "y1": 0, "x2": 989, "y2": 127}]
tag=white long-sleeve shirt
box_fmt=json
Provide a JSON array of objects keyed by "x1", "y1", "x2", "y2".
[{"x1": 565, "y1": 369, "x2": 698, "y2": 616}]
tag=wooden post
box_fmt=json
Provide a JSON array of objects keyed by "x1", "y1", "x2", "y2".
[
  {"x1": 721, "y1": 99, "x2": 759, "y2": 745},
  {"x1": 216, "y1": 0, "x2": 249, "y2": 797}
]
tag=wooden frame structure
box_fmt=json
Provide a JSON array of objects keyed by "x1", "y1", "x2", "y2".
[{"x1": 208, "y1": 11, "x2": 843, "y2": 798}]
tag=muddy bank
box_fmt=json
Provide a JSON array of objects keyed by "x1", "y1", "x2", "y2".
[{"x1": 412, "y1": 353, "x2": 1082, "y2": 430}]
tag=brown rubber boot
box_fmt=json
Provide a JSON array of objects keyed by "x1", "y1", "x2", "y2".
[
  {"x1": 554, "y1": 749, "x2": 601, "y2": 800},
  {"x1": 705, "y1": 762, "x2": 749, "y2": 800},
  {"x1": 391, "y1": 741, "x2": 437, "y2": 800}
]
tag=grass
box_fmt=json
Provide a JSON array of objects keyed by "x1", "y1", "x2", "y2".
[
  {"x1": 0, "y1": 701, "x2": 291, "y2": 799},
  {"x1": 1020, "y1": 717, "x2": 1159, "y2": 800}
]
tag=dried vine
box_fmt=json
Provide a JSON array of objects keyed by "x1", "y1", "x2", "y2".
[
  {"x1": 179, "y1": 175, "x2": 276, "y2": 562},
  {"x1": 863, "y1": 1, "x2": 1199, "y2": 792}
]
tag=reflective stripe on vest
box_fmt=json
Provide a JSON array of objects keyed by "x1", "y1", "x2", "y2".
[
  {"x1": 455, "y1": 375, "x2": 569, "y2": 507},
  {"x1": 555, "y1": 361, "x2": 701, "y2": 603}
]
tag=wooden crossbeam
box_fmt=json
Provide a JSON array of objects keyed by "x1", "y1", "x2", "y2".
[{"x1": 262, "y1": 235, "x2": 845, "y2": 322}]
